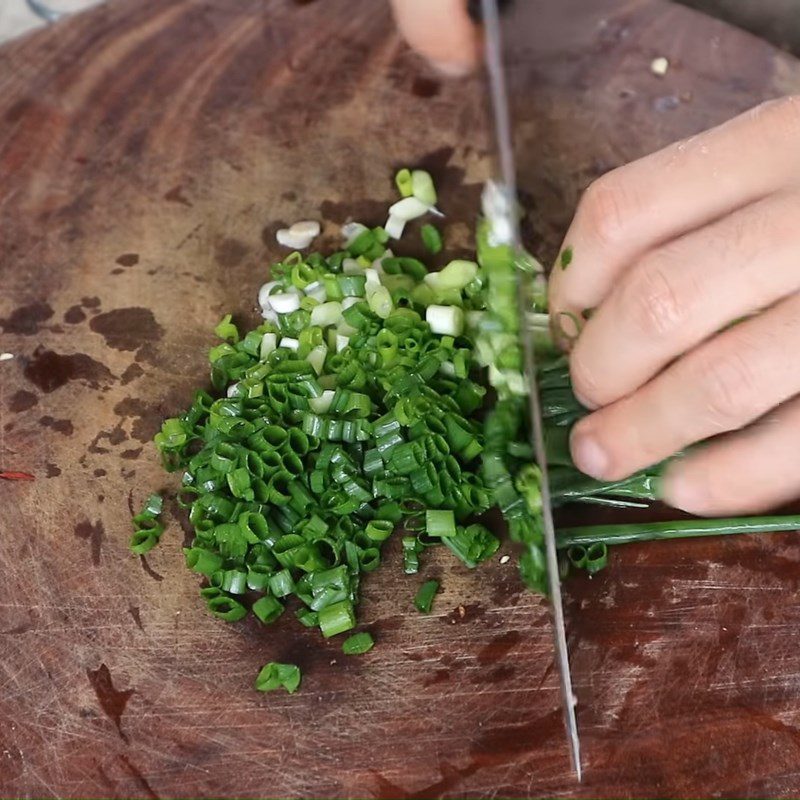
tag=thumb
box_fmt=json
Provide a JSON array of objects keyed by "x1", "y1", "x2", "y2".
[{"x1": 390, "y1": 0, "x2": 481, "y2": 76}]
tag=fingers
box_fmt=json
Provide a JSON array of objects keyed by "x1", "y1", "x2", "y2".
[
  {"x1": 389, "y1": 0, "x2": 480, "y2": 76},
  {"x1": 549, "y1": 96, "x2": 800, "y2": 320},
  {"x1": 570, "y1": 291, "x2": 800, "y2": 482},
  {"x1": 569, "y1": 190, "x2": 800, "y2": 408},
  {"x1": 662, "y1": 396, "x2": 800, "y2": 516}
]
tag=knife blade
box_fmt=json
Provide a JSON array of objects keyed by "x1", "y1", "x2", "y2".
[{"x1": 480, "y1": 0, "x2": 582, "y2": 780}]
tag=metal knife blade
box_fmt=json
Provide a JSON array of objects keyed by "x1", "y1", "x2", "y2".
[{"x1": 480, "y1": 0, "x2": 582, "y2": 780}]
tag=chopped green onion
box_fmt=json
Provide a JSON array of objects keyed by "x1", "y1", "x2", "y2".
[
  {"x1": 207, "y1": 595, "x2": 248, "y2": 622},
  {"x1": 435, "y1": 260, "x2": 478, "y2": 291},
  {"x1": 342, "y1": 631, "x2": 374, "y2": 655},
  {"x1": 414, "y1": 579, "x2": 440, "y2": 614},
  {"x1": 130, "y1": 494, "x2": 165, "y2": 554},
  {"x1": 567, "y1": 544, "x2": 588, "y2": 570},
  {"x1": 442, "y1": 524, "x2": 499, "y2": 568},
  {"x1": 585, "y1": 542, "x2": 608, "y2": 573},
  {"x1": 214, "y1": 314, "x2": 239, "y2": 343},
  {"x1": 395, "y1": 168, "x2": 413, "y2": 197},
  {"x1": 296, "y1": 608, "x2": 318, "y2": 628},
  {"x1": 365, "y1": 519, "x2": 393, "y2": 542},
  {"x1": 142, "y1": 494, "x2": 163, "y2": 516},
  {"x1": 268, "y1": 569, "x2": 295, "y2": 597},
  {"x1": 129, "y1": 530, "x2": 160, "y2": 555},
  {"x1": 367, "y1": 286, "x2": 393, "y2": 319},
  {"x1": 425, "y1": 509, "x2": 456, "y2": 538},
  {"x1": 310, "y1": 301, "x2": 343, "y2": 327},
  {"x1": 318, "y1": 600, "x2": 356, "y2": 638},
  {"x1": 421, "y1": 224, "x2": 443, "y2": 254},
  {"x1": 402, "y1": 536, "x2": 422, "y2": 574},
  {"x1": 252, "y1": 595, "x2": 285, "y2": 624},
  {"x1": 185, "y1": 547, "x2": 224, "y2": 576},
  {"x1": 255, "y1": 662, "x2": 301, "y2": 694},
  {"x1": 337, "y1": 275, "x2": 367, "y2": 297},
  {"x1": 411, "y1": 169, "x2": 437, "y2": 206},
  {"x1": 426, "y1": 305, "x2": 464, "y2": 336}
]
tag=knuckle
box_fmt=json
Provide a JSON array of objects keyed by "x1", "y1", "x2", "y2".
[
  {"x1": 578, "y1": 172, "x2": 637, "y2": 249},
  {"x1": 776, "y1": 95, "x2": 800, "y2": 138},
  {"x1": 748, "y1": 96, "x2": 800, "y2": 140},
  {"x1": 697, "y1": 350, "x2": 760, "y2": 430},
  {"x1": 620, "y1": 257, "x2": 685, "y2": 339}
]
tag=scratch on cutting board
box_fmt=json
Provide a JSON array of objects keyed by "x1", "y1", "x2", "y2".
[{"x1": 175, "y1": 222, "x2": 204, "y2": 250}]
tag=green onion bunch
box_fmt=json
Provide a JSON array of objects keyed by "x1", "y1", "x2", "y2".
[{"x1": 144, "y1": 179, "x2": 505, "y2": 647}]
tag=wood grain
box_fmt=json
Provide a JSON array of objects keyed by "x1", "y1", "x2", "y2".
[{"x1": 1, "y1": 0, "x2": 800, "y2": 797}]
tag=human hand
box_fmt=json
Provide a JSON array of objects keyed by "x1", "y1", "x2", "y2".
[
  {"x1": 389, "y1": 0, "x2": 480, "y2": 76},
  {"x1": 548, "y1": 96, "x2": 800, "y2": 516}
]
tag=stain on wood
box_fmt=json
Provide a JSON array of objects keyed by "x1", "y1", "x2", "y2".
[{"x1": 86, "y1": 663, "x2": 135, "y2": 743}]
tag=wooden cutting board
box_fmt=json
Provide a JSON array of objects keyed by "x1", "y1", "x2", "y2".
[{"x1": 1, "y1": 0, "x2": 800, "y2": 796}]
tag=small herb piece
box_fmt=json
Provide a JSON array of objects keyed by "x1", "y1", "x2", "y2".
[
  {"x1": 414, "y1": 579, "x2": 440, "y2": 614},
  {"x1": 442, "y1": 524, "x2": 500, "y2": 568},
  {"x1": 141, "y1": 493, "x2": 163, "y2": 516},
  {"x1": 129, "y1": 493, "x2": 165, "y2": 555},
  {"x1": 585, "y1": 542, "x2": 608, "y2": 574},
  {"x1": 395, "y1": 168, "x2": 413, "y2": 197},
  {"x1": 426, "y1": 509, "x2": 456, "y2": 538},
  {"x1": 214, "y1": 313, "x2": 239, "y2": 343},
  {"x1": 319, "y1": 600, "x2": 356, "y2": 638},
  {"x1": 402, "y1": 536, "x2": 422, "y2": 574},
  {"x1": 567, "y1": 543, "x2": 585, "y2": 565},
  {"x1": 421, "y1": 224, "x2": 443, "y2": 254},
  {"x1": 342, "y1": 631, "x2": 374, "y2": 655},
  {"x1": 560, "y1": 245, "x2": 573, "y2": 270},
  {"x1": 207, "y1": 594, "x2": 248, "y2": 621},
  {"x1": 252, "y1": 595, "x2": 285, "y2": 624},
  {"x1": 411, "y1": 170, "x2": 437, "y2": 206},
  {"x1": 255, "y1": 662, "x2": 301, "y2": 693}
]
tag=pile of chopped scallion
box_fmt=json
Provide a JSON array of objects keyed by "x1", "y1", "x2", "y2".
[{"x1": 133, "y1": 169, "x2": 800, "y2": 693}]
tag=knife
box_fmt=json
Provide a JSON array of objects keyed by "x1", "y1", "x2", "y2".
[{"x1": 479, "y1": 0, "x2": 583, "y2": 780}]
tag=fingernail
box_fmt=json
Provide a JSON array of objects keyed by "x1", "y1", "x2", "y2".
[
  {"x1": 572, "y1": 388, "x2": 598, "y2": 411},
  {"x1": 663, "y1": 474, "x2": 705, "y2": 514},
  {"x1": 570, "y1": 430, "x2": 609, "y2": 479}
]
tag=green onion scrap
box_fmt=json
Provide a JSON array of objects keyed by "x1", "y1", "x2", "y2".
[
  {"x1": 414, "y1": 579, "x2": 440, "y2": 614},
  {"x1": 342, "y1": 631, "x2": 375, "y2": 655},
  {"x1": 129, "y1": 493, "x2": 165, "y2": 555},
  {"x1": 255, "y1": 662, "x2": 301, "y2": 694},
  {"x1": 421, "y1": 224, "x2": 443, "y2": 254}
]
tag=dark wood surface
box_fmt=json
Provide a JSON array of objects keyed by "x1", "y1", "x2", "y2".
[{"x1": 1, "y1": 1, "x2": 800, "y2": 797}]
